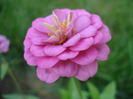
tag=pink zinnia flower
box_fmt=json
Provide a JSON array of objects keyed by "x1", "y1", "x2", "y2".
[
  {"x1": 0, "y1": 34, "x2": 10, "y2": 53},
  {"x1": 24, "y1": 9, "x2": 111, "y2": 83}
]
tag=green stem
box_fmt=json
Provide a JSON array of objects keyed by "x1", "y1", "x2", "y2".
[
  {"x1": 8, "y1": 67, "x2": 23, "y2": 94},
  {"x1": 1, "y1": 55, "x2": 23, "y2": 94},
  {"x1": 1, "y1": 55, "x2": 25, "y2": 98},
  {"x1": 72, "y1": 78, "x2": 83, "y2": 99}
]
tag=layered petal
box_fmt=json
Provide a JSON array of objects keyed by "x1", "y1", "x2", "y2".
[
  {"x1": 37, "y1": 67, "x2": 60, "y2": 83},
  {"x1": 24, "y1": 48, "x2": 37, "y2": 66},
  {"x1": 0, "y1": 35, "x2": 10, "y2": 53},
  {"x1": 30, "y1": 45, "x2": 46, "y2": 57},
  {"x1": 53, "y1": 9, "x2": 67, "y2": 23},
  {"x1": 23, "y1": 38, "x2": 32, "y2": 47},
  {"x1": 95, "y1": 44, "x2": 110, "y2": 61},
  {"x1": 58, "y1": 50, "x2": 79, "y2": 60},
  {"x1": 37, "y1": 56, "x2": 59, "y2": 68},
  {"x1": 73, "y1": 15, "x2": 91, "y2": 33},
  {"x1": 27, "y1": 27, "x2": 48, "y2": 39},
  {"x1": 32, "y1": 18, "x2": 49, "y2": 33},
  {"x1": 90, "y1": 14, "x2": 103, "y2": 29},
  {"x1": 73, "y1": 9, "x2": 91, "y2": 17},
  {"x1": 93, "y1": 31, "x2": 103, "y2": 44},
  {"x1": 63, "y1": 33, "x2": 81, "y2": 47},
  {"x1": 61, "y1": 8, "x2": 70, "y2": 12},
  {"x1": 53, "y1": 61, "x2": 78, "y2": 77},
  {"x1": 71, "y1": 47, "x2": 98, "y2": 65},
  {"x1": 70, "y1": 37, "x2": 93, "y2": 51},
  {"x1": 75, "y1": 61, "x2": 98, "y2": 81},
  {"x1": 32, "y1": 15, "x2": 54, "y2": 33},
  {"x1": 80, "y1": 26, "x2": 97, "y2": 38},
  {"x1": 24, "y1": 9, "x2": 111, "y2": 84},
  {"x1": 31, "y1": 37, "x2": 47, "y2": 45},
  {"x1": 46, "y1": 35, "x2": 60, "y2": 43},
  {"x1": 98, "y1": 25, "x2": 111, "y2": 44},
  {"x1": 44, "y1": 45, "x2": 66, "y2": 56},
  {"x1": 26, "y1": 28, "x2": 49, "y2": 45}
]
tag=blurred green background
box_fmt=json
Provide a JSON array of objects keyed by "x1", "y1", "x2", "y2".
[{"x1": 0, "y1": 0, "x2": 133, "y2": 99}]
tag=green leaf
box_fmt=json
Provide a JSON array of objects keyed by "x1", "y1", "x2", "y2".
[
  {"x1": 25, "y1": 95, "x2": 39, "y2": 99},
  {"x1": 2, "y1": 94, "x2": 24, "y2": 99},
  {"x1": 100, "y1": 81, "x2": 116, "y2": 99},
  {"x1": 82, "y1": 91, "x2": 89, "y2": 99},
  {"x1": 128, "y1": 40, "x2": 133, "y2": 68},
  {"x1": 87, "y1": 82, "x2": 100, "y2": 99},
  {"x1": 2, "y1": 94, "x2": 39, "y2": 99},
  {"x1": 59, "y1": 89, "x2": 70, "y2": 99},
  {"x1": 68, "y1": 78, "x2": 82, "y2": 99},
  {"x1": 1, "y1": 62, "x2": 9, "y2": 80}
]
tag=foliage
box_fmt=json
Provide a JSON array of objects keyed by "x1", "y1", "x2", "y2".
[
  {"x1": 59, "y1": 78, "x2": 89, "y2": 99},
  {"x1": 0, "y1": 0, "x2": 133, "y2": 98},
  {"x1": 2, "y1": 94, "x2": 39, "y2": 99},
  {"x1": 87, "y1": 81, "x2": 116, "y2": 99},
  {"x1": 0, "y1": 60, "x2": 9, "y2": 80},
  {"x1": 59, "y1": 80, "x2": 116, "y2": 99}
]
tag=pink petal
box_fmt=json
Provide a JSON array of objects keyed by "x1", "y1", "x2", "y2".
[
  {"x1": 23, "y1": 38, "x2": 32, "y2": 47},
  {"x1": 44, "y1": 45, "x2": 66, "y2": 56},
  {"x1": 60, "y1": 9, "x2": 78, "y2": 22},
  {"x1": 37, "y1": 67, "x2": 60, "y2": 83},
  {"x1": 61, "y1": 8, "x2": 71, "y2": 12},
  {"x1": 80, "y1": 26, "x2": 97, "y2": 38},
  {"x1": 65, "y1": 24, "x2": 73, "y2": 36},
  {"x1": 93, "y1": 31, "x2": 103, "y2": 44},
  {"x1": 32, "y1": 15, "x2": 54, "y2": 33},
  {"x1": 30, "y1": 45, "x2": 46, "y2": 57},
  {"x1": 58, "y1": 50, "x2": 79, "y2": 60},
  {"x1": 58, "y1": 9, "x2": 78, "y2": 23},
  {"x1": 73, "y1": 15, "x2": 91, "y2": 33},
  {"x1": 53, "y1": 61, "x2": 78, "y2": 77},
  {"x1": 26, "y1": 28, "x2": 49, "y2": 45},
  {"x1": 73, "y1": 9, "x2": 91, "y2": 17},
  {"x1": 69, "y1": 37, "x2": 93, "y2": 51},
  {"x1": 32, "y1": 18, "x2": 49, "y2": 33},
  {"x1": 90, "y1": 14, "x2": 103, "y2": 29},
  {"x1": 24, "y1": 48, "x2": 37, "y2": 66},
  {"x1": 95, "y1": 44, "x2": 110, "y2": 61},
  {"x1": 53, "y1": 9, "x2": 67, "y2": 23},
  {"x1": 27, "y1": 27, "x2": 49, "y2": 39},
  {"x1": 75, "y1": 61, "x2": 98, "y2": 81},
  {"x1": 71, "y1": 47, "x2": 98, "y2": 65},
  {"x1": 98, "y1": 25, "x2": 111, "y2": 44},
  {"x1": 44, "y1": 15, "x2": 55, "y2": 25},
  {"x1": 37, "y1": 56, "x2": 59, "y2": 68},
  {"x1": 63, "y1": 33, "x2": 81, "y2": 47},
  {"x1": 46, "y1": 35, "x2": 60, "y2": 43},
  {"x1": 31, "y1": 37, "x2": 47, "y2": 45}
]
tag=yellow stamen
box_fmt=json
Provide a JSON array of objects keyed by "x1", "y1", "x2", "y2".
[
  {"x1": 61, "y1": 22, "x2": 67, "y2": 33},
  {"x1": 61, "y1": 23, "x2": 66, "y2": 27},
  {"x1": 73, "y1": 28, "x2": 77, "y2": 31},
  {"x1": 48, "y1": 33, "x2": 51, "y2": 36},
  {"x1": 59, "y1": 35, "x2": 67, "y2": 44}
]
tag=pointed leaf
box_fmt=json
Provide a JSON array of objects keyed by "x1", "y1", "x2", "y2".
[
  {"x1": 87, "y1": 82, "x2": 100, "y2": 99},
  {"x1": 100, "y1": 81, "x2": 116, "y2": 99},
  {"x1": 82, "y1": 91, "x2": 89, "y2": 99},
  {"x1": 2, "y1": 94, "x2": 24, "y2": 99},
  {"x1": 59, "y1": 89, "x2": 70, "y2": 99},
  {"x1": 68, "y1": 78, "x2": 83, "y2": 99},
  {"x1": 1, "y1": 62, "x2": 9, "y2": 80},
  {"x1": 2, "y1": 94, "x2": 39, "y2": 99}
]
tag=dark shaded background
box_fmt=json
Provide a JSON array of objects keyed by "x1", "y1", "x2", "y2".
[{"x1": 0, "y1": 0, "x2": 133, "y2": 98}]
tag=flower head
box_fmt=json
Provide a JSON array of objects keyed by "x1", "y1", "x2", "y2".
[
  {"x1": 24, "y1": 9, "x2": 111, "y2": 83},
  {"x1": 0, "y1": 34, "x2": 10, "y2": 54}
]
